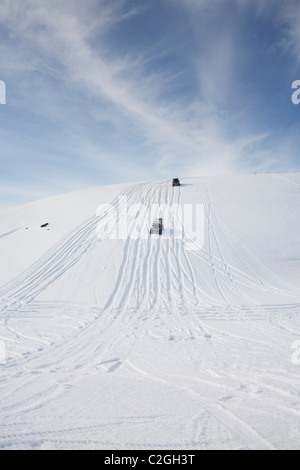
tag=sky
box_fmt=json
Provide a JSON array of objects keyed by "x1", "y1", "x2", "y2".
[{"x1": 1, "y1": 0, "x2": 300, "y2": 210}]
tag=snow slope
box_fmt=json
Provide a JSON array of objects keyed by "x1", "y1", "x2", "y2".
[{"x1": 0, "y1": 173, "x2": 300, "y2": 450}]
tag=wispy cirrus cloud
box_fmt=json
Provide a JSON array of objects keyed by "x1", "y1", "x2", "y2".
[
  {"x1": 280, "y1": 2, "x2": 300, "y2": 64},
  {"x1": 0, "y1": 0, "x2": 243, "y2": 180},
  {"x1": 0, "y1": 0, "x2": 299, "y2": 208}
]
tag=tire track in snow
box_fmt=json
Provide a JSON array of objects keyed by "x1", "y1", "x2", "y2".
[
  {"x1": 203, "y1": 184, "x2": 300, "y2": 301},
  {"x1": 196, "y1": 188, "x2": 291, "y2": 352},
  {"x1": 0, "y1": 178, "x2": 300, "y2": 449},
  {"x1": 0, "y1": 182, "x2": 171, "y2": 378},
  {"x1": 0, "y1": 228, "x2": 24, "y2": 239},
  {"x1": 0, "y1": 183, "x2": 148, "y2": 312},
  {"x1": 104, "y1": 181, "x2": 165, "y2": 312}
]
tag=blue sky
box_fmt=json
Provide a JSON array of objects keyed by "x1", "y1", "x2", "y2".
[{"x1": 1, "y1": 0, "x2": 300, "y2": 209}]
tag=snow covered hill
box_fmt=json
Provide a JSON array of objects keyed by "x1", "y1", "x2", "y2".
[{"x1": 0, "y1": 173, "x2": 300, "y2": 450}]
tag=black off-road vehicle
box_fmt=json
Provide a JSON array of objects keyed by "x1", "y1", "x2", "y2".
[
  {"x1": 172, "y1": 178, "x2": 180, "y2": 187},
  {"x1": 150, "y1": 218, "x2": 164, "y2": 235}
]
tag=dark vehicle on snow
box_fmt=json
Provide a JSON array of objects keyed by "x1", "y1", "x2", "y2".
[
  {"x1": 150, "y1": 218, "x2": 164, "y2": 235},
  {"x1": 172, "y1": 178, "x2": 180, "y2": 187}
]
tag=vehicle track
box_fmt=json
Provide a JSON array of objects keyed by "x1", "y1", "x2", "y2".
[{"x1": 1, "y1": 179, "x2": 300, "y2": 449}]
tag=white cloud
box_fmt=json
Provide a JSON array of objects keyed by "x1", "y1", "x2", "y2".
[
  {"x1": 281, "y1": 2, "x2": 300, "y2": 63},
  {"x1": 1, "y1": 0, "x2": 297, "y2": 205},
  {"x1": 0, "y1": 0, "x2": 239, "y2": 158},
  {"x1": 0, "y1": 1, "x2": 245, "y2": 174},
  {"x1": 235, "y1": 0, "x2": 300, "y2": 65}
]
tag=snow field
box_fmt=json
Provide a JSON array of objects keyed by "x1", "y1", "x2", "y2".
[{"x1": 0, "y1": 174, "x2": 300, "y2": 449}]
